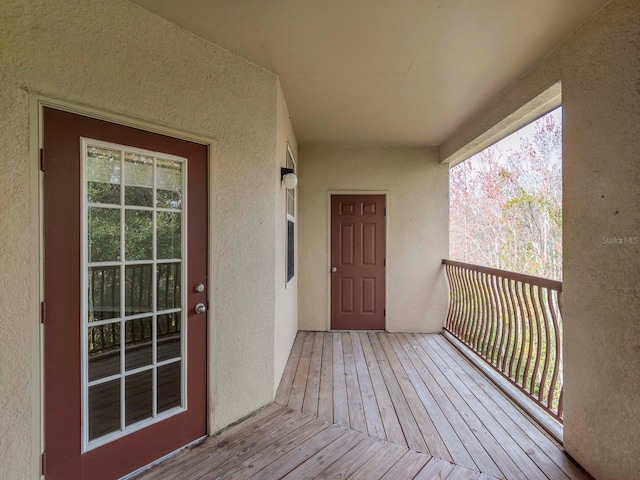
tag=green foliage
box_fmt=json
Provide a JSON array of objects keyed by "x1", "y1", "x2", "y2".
[
  {"x1": 450, "y1": 107, "x2": 562, "y2": 280},
  {"x1": 87, "y1": 161, "x2": 183, "y2": 354}
]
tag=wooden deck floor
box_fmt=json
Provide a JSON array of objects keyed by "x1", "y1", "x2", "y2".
[
  {"x1": 137, "y1": 332, "x2": 590, "y2": 480},
  {"x1": 138, "y1": 402, "x2": 495, "y2": 480}
]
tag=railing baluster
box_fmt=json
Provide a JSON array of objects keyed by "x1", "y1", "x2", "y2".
[
  {"x1": 469, "y1": 270, "x2": 483, "y2": 350},
  {"x1": 99, "y1": 268, "x2": 106, "y2": 321},
  {"x1": 522, "y1": 284, "x2": 535, "y2": 393},
  {"x1": 491, "y1": 276, "x2": 503, "y2": 366},
  {"x1": 460, "y1": 267, "x2": 473, "y2": 346},
  {"x1": 453, "y1": 265, "x2": 465, "y2": 334},
  {"x1": 530, "y1": 285, "x2": 545, "y2": 400},
  {"x1": 487, "y1": 273, "x2": 503, "y2": 365},
  {"x1": 496, "y1": 276, "x2": 510, "y2": 369},
  {"x1": 453, "y1": 265, "x2": 464, "y2": 333},
  {"x1": 442, "y1": 259, "x2": 563, "y2": 422},
  {"x1": 546, "y1": 289, "x2": 563, "y2": 415},
  {"x1": 480, "y1": 276, "x2": 498, "y2": 360},
  {"x1": 515, "y1": 282, "x2": 529, "y2": 387},
  {"x1": 536, "y1": 286, "x2": 552, "y2": 403},
  {"x1": 472, "y1": 273, "x2": 488, "y2": 352},
  {"x1": 447, "y1": 265, "x2": 458, "y2": 331},
  {"x1": 444, "y1": 264, "x2": 454, "y2": 329},
  {"x1": 503, "y1": 278, "x2": 520, "y2": 378}
]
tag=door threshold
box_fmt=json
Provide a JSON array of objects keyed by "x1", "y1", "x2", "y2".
[
  {"x1": 330, "y1": 329, "x2": 386, "y2": 332},
  {"x1": 122, "y1": 436, "x2": 207, "y2": 479}
]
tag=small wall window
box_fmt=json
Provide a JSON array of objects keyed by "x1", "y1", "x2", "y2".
[{"x1": 286, "y1": 144, "x2": 296, "y2": 286}]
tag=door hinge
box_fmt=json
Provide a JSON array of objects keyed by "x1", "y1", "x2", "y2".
[
  {"x1": 40, "y1": 148, "x2": 45, "y2": 172},
  {"x1": 40, "y1": 301, "x2": 46, "y2": 324},
  {"x1": 384, "y1": 208, "x2": 386, "y2": 216},
  {"x1": 41, "y1": 451, "x2": 47, "y2": 476},
  {"x1": 384, "y1": 308, "x2": 386, "y2": 316}
]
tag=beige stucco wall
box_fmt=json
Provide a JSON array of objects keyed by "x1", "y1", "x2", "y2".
[
  {"x1": 274, "y1": 81, "x2": 299, "y2": 393},
  {"x1": 0, "y1": 0, "x2": 288, "y2": 478},
  {"x1": 298, "y1": 146, "x2": 449, "y2": 333},
  {"x1": 442, "y1": 1, "x2": 640, "y2": 478}
]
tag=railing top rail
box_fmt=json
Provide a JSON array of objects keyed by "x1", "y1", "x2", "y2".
[{"x1": 442, "y1": 259, "x2": 562, "y2": 292}]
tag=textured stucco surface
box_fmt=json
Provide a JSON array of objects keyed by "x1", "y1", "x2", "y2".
[
  {"x1": 0, "y1": 86, "x2": 39, "y2": 480},
  {"x1": 298, "y1": 146, "x2": 448, "y2": 333},
  {"x1": 274, "y1": 81, "x2": 299, "y2": 393},
  {"x1": 442, "y1": 1, "x2": 640, "y2": 478},
  {"x1": 0, "y1": 1, "x2": 283, "y2": 478}
]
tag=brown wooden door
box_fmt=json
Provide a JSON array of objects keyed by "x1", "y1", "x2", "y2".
[
  {"x1": 331, "y1": 195, "x2": 386, "y2": 330},
  {"x1": 43, "y1": 108, "x2": 208, "y2": 480}
]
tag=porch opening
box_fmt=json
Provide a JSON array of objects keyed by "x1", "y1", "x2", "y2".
[{"x1": 445, "y1": 106, "x2": 564, "y2": 437}]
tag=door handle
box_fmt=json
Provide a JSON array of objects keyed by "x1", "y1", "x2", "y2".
[
  {"x1": 194, "y1": 303, "x2": 207, "y2": 314},
  {"x1": 331, "y1": 267, "x2": 337, "y2": 273}
]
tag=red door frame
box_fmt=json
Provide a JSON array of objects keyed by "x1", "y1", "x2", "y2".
[{"x1": 42, "y1": 107, "x2": 209, "y2": 480}]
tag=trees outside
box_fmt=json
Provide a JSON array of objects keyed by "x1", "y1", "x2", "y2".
[
  {"x1": 450, "y1": 107, "x2": 562, "y2": 280},
  {"x1": 86, "y1": 150, "x2": 183, "y2": 354}
]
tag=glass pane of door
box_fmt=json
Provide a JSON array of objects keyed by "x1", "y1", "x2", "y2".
[{"x1": 83, "y1": 139, "x2": 186, "y2": 448}]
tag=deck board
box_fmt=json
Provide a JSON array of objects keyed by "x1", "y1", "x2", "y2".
[
  {"x1": 350, "y1": 331, "x2": 387, "y2": 440},
  {"x1": 332, "y1": 332, "x2": 349, "y2": 427},
  {"x1": 381, "y1": 333, "x2": 454, "y2": 462},
  {"x1": 314, "y1": 434, "x2": 384, "y2": 479},
  {"x1": 383, "y1": 335, "x2": 464, "y2": 468},
  {"x1": 277, "y1": 332, "x2": 589, "y2": 480},
  {"x1": 397, "y1": 333, "x2": 478, "y2": 468},
  {"x1": 243, "y1": 424, "x2": 345, "y2": 479},
  {"x1": 413, "y1": 457, "x2": 456, "y2": 479},
  {"x1": 302, "y1": 331, "x2": 324, "y2": 416},
  {"x1": 359, "y1": 332, "x2": 407, "y2": 447},
  {"x1": 274, "y1": 331, "x2": 305, "y2": 405},
  {"x1": 280, "y1": 427, "x2": 365, "y2": 479},
  {"x1": 341, "y1": 332, "x2": 367, "y2": 434},
  {"x1": 427, "y1": 334, "x2": 586, "y2": 480},
  {"x1": 347, "y1": 441, "x2": 409, "y2": 480},
  {"x1": 222, "y1": 417, "x2": 330, "y2": 480},
  {"x1": 410, "y1": 334, "x2": 517, "y2": 477},
  {"x1": 136, "y1": 332, "x2": 590, "y2": 480},
  {"x1": 368, "y1": 332, "x2": 429, "y2": 453},
  {"x1": 193, "y1": 410, "x2": 315, "y2": 479},
  {"x1": 412, "y1": 334, "x2": 552, "y2": 479},
  {"x1": 379, "y1": 450, "x2": 430, "y2": 479},
  {"x1": 317, "y1": 332, "x2": 334, "y2": 423},
  {"x1": 287, "y1": 331, "x2": 314, "y2": 411}
]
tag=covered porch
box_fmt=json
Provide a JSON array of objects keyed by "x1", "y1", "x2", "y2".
[
  {"x1": 137, "y1": 332, "x2": 589, "y2": 479},
  {"x1": 2, "y1": 1, "x2": 639, "y2": 479}
]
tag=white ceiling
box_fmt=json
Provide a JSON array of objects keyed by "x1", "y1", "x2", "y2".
[{"x1": 130, "y1": 0, "x2": 607, "y2": 146}]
